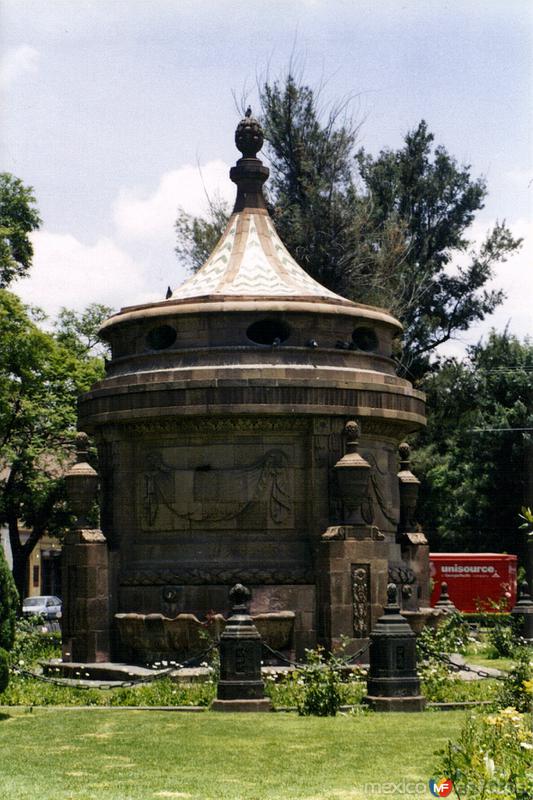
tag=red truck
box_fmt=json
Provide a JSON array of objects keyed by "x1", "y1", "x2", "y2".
[{"x1": 430, "y1": 553, "x2": 517, "y2": 613}]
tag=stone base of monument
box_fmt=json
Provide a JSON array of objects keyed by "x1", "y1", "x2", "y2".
[
  {"x1": 363, "y1": 695, "x2": 426, "y2": 712},
  {"x1": 211, "y1": 698, "x2": 272, "y2": 712}
]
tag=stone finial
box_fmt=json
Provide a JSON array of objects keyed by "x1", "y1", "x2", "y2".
[
  {"x1": 345, "y1": 419, "x2": 360, "y2": 449},
  {"x1": 386, "y1": 582, "x2": 399, "y2": 608},
  {"x1": 235, "y1": 108, "x2": 264, "y2": 158},
  {"x1": 435, "y1": 581, "x2": 457, "y2": 611},
  {"x1": 398, "y1": 442, "x2": 411, "y2": 466},
  {"x1": 65, "y1": 432, "x2": 98, "y2": 529},
  {"x1": 230, "y1": 110, "x2": 269, "y2": 212},
  {"x1": 517, "y1": 580, "x2": 532, "y2": 603},
  {"x1": 229, "y1": 583, "x2": 251, "y2": 612},
  {"x1": 398, "y1": 440, "x2": 420, "y2": 535},
  {"x1": 75, "y1": 431, "x2": 90, "y2": 461}
]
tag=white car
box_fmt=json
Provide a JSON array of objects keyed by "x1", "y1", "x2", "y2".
[{"x1": 22, "y1": 595, "x2": 62, "y2": 620}]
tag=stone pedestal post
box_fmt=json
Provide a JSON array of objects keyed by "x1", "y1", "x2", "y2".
[
  {"x1": 511, "y1": 581, "x2": 533, "y2": 643},
  {"x1": 363, "y1": 583, "x2": 426, "y2": 712},
  {"x1": 62, "y1": 433, "x2": 110, "y2": 663},
  {"x1": 319, "y1": 530, "x2": 389, "y2": 654},
  {"x1": 212, "y1": 584, "x2": 272, "y2": 712}
]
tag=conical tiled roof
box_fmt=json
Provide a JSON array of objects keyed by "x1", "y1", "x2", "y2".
[
  {"x1": 171, "y1": 208, "x2": 348, "y2": 303},
  {"x1": 169, "y1": 109, "x2": 351, "y2": 307}
]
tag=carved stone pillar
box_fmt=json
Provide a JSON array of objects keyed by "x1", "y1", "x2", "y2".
[
  {"x1": 318, "y1": 421, "x2": 388, "y2": 654},
  {"x1": 62, "y1": 433, "x2": 110, "y2": 663},
  {"x1": 397, "y1": 442, "x2": 430, "y2": 610}
]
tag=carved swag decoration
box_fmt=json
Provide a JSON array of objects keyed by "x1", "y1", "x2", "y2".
[{"x1": 142, "y1": 449, "x2": 291, "y2": 527}]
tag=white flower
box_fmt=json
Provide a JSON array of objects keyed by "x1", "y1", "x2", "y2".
[
  {"x1": 483, "y1": 753, "x2": 495, "y2": 775},
  {"x1": 520, "y1": 742, "x2": 533, "y2": 750},
  {"x1": 18, "y1": 659, "x2": 24, "y2": 666}
]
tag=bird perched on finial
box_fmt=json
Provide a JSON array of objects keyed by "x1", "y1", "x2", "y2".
[
  {"x1": 165, "y1": 286, "x2": 172, "y2": 299},
  {"x1": 235, "y1": 107, "x2": 263, "y2": 157}
]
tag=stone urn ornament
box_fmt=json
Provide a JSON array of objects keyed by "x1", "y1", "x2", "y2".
[{"x1": 334, "y1": 420, "x2": 371, "y2": 515}]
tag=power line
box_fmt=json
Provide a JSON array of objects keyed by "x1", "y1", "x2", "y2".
[{"x1": 466, "y1": 427, "x2": 533, "y2": 433}]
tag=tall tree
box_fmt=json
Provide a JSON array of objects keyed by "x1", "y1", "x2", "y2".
[
  {"x1": 175, "y1": 75, "x2": 521, "y2": 380},
  {"x1": 412, "y1": 330, "x2": 533, "y2": 559},
  {"x1": 356, "y1": 123, "x2": 520, "y2": 378},
  {"x1": 0, "y1": 173, "x2": 41, "y2": 288},
  {"x1": 0, "y1": 291, "x2": 108, "y2": 599}
]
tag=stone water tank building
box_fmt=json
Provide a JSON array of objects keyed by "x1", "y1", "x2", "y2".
[{"x1": 65, "y1": 111, "x2": 429, "y2": 664}]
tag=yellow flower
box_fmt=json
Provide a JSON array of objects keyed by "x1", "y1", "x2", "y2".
[{"x1": 522, "y1": 679, "x2": 533, "y2": 695}]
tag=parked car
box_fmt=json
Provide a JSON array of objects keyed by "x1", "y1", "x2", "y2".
[{"x1": 22, "y1": 595, "x2": 62, "y2": 620}]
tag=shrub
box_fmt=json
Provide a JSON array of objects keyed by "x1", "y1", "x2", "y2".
[
  {"x1": 0, "y1": 545, "x2": 18, "y2": 651},
  {"x1": 296, "y1": 646, "x2": 343, "y2": 716},
  {"x1": 497, "y1": 647, "x2": 533, "y2": 714},
  {"x1": 0, "y1": 648, "x2": 9, "y2": 693},
  {"x1": 486, "y1": 622, "x2": 518, "y2": 659},
  {"x1": 9, "y1": 617, "x2": 62, "y2": 668},
  {"x1": 417, "y1": 611, "x2": 471, "y2": 663},
  {"x1": 434, "y1": 708, "x2": 533, "y2": 799}
]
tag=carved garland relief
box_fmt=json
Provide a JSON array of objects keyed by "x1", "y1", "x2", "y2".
[{"x1": 139, "y1": 446, "x2": 293, "y2": 530}]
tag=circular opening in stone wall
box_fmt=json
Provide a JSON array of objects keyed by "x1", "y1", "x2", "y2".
[
  {"x1": 246, "y1": 319, "x2": 291, "y2": 346},
  {"x1": 146, "y1": 325, "x2": 177, "y2": 350},
  {"x1": 351, "y1": 327, "x2": 378, "y2": 352}
]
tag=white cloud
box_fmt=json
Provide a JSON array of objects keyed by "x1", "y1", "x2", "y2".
[
  {"x1": 13, "y1": 158, "x2": 238, "y2": 319},
  {"x1": 113, "y1": 160, "x2": 233, "y2": 245},
  {"x1": 16, "y1": 230, "x2": 160, "y2": 319},
  {"x1": 0, "y1": 45, "x2": 39, "y2": 89}
]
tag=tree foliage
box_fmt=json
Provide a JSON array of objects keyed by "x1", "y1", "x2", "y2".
[
  {"x1": 260, "y1": 76, "x2": 362, "y2": 297},
  {"x1": 412, "y1": 330, "x2": 533, "y2": 556},
  {"x1": 0, "y1": 544, "x2": 18, "y2": 651},
  {"x1": 0, "y1": 173, "x2": 41, "y2": 288},
  {"x1": 0, "y1": 291, "x2": 108, "y2": 598},
  {"x1": 355, "y1": 123, "x2": 520, "y2": 377},
  {"x1": 175, "y1": 74, "x2": 521, "y2": 379},
  {"x1": 53, "y1": 303, "x2": 113, "y2": 359}
]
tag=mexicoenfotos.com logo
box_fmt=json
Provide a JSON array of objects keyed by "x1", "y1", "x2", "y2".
[{"x1": 429, "y1": 777, "x2": 454, "y2": 797}]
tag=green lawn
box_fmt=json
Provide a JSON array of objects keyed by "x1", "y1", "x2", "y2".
[
  {"x1": 0, "y1": 708, "x2": 466, "y2": 800},
  {"x1": 463, "y1": 654, "x2": 515, "y2": 672}
]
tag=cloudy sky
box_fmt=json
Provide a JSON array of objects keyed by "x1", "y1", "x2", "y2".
[{"x1": 1, "y1": 0, "x2": 531, "y2": 356}]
